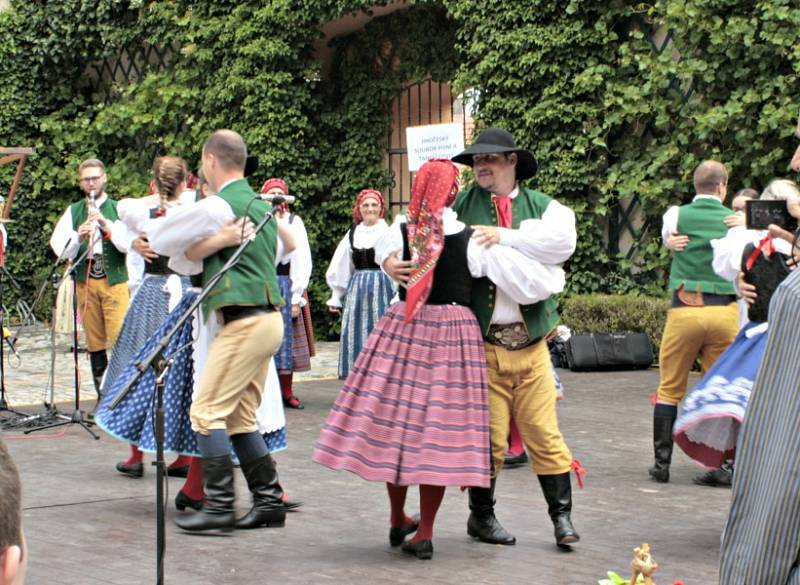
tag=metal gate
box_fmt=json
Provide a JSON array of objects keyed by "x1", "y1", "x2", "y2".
[{"x1": 385, "y1": 79, "x2": 470, "y2": 215}]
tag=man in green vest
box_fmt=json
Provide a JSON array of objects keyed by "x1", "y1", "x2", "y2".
[
  {"x1": 394, "y1": 127, "x2": 580, "y2": 548},
  {"x1": 170, "y1": 130, "x2": 295, "y2": 533},
  {"x1": 650, "y1": 160, "x2": 739, "y2": 485},
  {"x1": 49, "y1": 159, "x2": 130, "y2": 406}
]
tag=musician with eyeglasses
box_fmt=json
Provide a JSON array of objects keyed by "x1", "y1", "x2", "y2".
[{"x1": 49, "y1": 158, "x2": 131, "y2": 406}]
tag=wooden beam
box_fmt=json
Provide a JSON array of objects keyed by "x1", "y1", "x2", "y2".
[{"x1": 0, "y1": 147, "x2": 35, "y2": 156}]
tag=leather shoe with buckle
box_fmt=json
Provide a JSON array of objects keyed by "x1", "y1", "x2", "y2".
[{"x1": 116, "y1": 461, "x2": 144, "y2": 478}]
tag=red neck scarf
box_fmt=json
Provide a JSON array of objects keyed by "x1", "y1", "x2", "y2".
[{"x1": 405, "y1": 159, "x2": 460, "y2": 322}]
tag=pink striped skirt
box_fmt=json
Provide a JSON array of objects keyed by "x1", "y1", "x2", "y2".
[{"x1": 313, "y1": 302, "x2": 491, "y2": 488}]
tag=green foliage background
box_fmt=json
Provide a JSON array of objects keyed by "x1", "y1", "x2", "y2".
[{"x1": 1, "y1": 0, "x2": 798, "y2": 337}]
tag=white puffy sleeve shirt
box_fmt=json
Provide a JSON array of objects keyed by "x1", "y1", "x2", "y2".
[
  {"x1": 146, "y1": 195, "x2": 291, "y2": 276},
  {"x1": 375, "y1": 208, "x2": 566, "y2": 307},
  {"x1": 325, "y1": 219, "x2": 389, "y2": 308}
]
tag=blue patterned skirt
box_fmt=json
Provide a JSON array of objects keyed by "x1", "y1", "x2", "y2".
[
  {"x1": 673, "y1": 321, "x2": 768, "y2": 469},
  {"x1": 274, "y1": 275, "x2": 294, "y2": 373},
  {"x1": 338, "y1": 269, "x2": 394, "y2": 379},
  {"x1": 102, "y1": 275, "x2": 190, "y2": 396},
  {"x1": 96, "y1": 291, "x2": 199, "y2": 456}
]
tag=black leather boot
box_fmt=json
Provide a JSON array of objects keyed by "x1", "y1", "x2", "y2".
[
  {"x1": 175, "y1": 455, "x2": 235, "y2": 532},
  {"x1": 692, "y1": 459, "x2": 733, "y2": 487},
  {"x1": 234, "y1": 454, "x2": 287, "y2": 529},
  {"x1": 467, "y1": 479, "x2": 516, "y2": 545},
  {"x1": 538, "y1": 472, "x2": 580, "y2": 547},
  {"x1": 648, "y1": 412, "x2": 676, "y2": 483},
  {"x1": 88, "y1": 350, "x2": 108, "y2": 400}
]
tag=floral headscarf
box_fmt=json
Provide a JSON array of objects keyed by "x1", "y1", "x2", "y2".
[
  {"x1": 404, "y1": 159, "x2": 460, "y2": 322},
  {"x1": 352, "y1": 189, "x2": 385, "y2": 223}
]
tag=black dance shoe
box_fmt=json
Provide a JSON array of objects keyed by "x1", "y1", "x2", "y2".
[
  {"x1": 401, "y1": 539, "x2": 433, "y2": 560},
  {"x1": 283, "y1": 395, "x2": 305, "y2": 410},
  {"x1": 167, "y1": 465, "x2": 190, "y2": 478},
  {"x1": 503, "y1": 451, "x2": 529, "y2": 469},
  {"x1": 116, "y1": 461, "x2": 144, "y2": 478},
  {"x1": 175, "y1": 490, "x2": 204, "y2": 512},
  {"x1": 389, "y1": 515, "x2": 420, "y2": 546}
]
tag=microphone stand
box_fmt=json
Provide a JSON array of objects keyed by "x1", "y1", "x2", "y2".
[
  {"x1": 26, "y1": 237, "x2": 100, "y2": 439},
  {"x1": 0, "y1": 240, "x2": 25, "y2": 423},
  {"x1": 3, "y1": 240, "x2": 76, "y2": 429},
  {"x1": 107, "y1": 201, "x2": 280, "y2": 585}
]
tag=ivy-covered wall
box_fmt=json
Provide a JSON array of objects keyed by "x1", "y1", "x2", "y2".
[
  {"x1": 446, "y1": 0, "x2": 800, "y2": 295},
  {"x1": 1, "y1": 0, "x2": 799, "y2": 337}
]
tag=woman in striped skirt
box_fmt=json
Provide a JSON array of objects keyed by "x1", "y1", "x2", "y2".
[
  {"x1": 313, "y1": 159, "x2": 567, "y2": 560},
  {"x1": 326, "y1": 189, "x2": 394, "y2": 379},
  {"x1": 718, "y1": 191, "x2": 800, "y2": 584}
]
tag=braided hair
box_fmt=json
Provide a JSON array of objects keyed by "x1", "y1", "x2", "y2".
[{"x1": 153, "y1": 156, "x2": 188, "y2": 216}]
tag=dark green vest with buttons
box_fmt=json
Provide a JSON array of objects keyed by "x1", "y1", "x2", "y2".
[
  {"x1": 669, "y1": 198, "x2": 737, "y2": 294},
  {"x1": 453, "y1": 184, "x2": 560, "y2": 339},
  {"x1": 70, "y1": 197, "x2": 128, "y2": 286},
  {"x1": 201, "y1": 179, "x2": 283, "y2": 318}
]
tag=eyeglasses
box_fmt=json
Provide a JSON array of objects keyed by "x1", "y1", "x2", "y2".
[
  {"x1": 80, "y1": 176, "x2": 103, "y2": 183},
  {"x1": 472, "y1": 154, "x2": 503, "y2": 165}
]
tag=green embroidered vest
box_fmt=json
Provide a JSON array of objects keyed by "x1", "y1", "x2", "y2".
[
  {"x1": 669, "y1": 197, "x2": 736, "y2": 294},
  {"x1": 201, "y1": 179, "x2": 283, "y2": 318},
  {"x1": 453, "y1": 184, "x2": 560, "y2": 339},
  {"x1": 70, "y1": 197, "x2": 128, "y2": 286}
]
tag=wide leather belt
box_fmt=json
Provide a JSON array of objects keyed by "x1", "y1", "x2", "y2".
[
  {"x1": 220, "y1": 305, "x2": 275, "y2": 325},
  {"x1": 485, "y1": 322, "x2": 541, "y2": 351}
]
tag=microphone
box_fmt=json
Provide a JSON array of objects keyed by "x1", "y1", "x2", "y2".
[
  {"x1": 269, "y1": 195, "x2": 286, "y2": 209},
  {"x1": 260, "y1": 193, "x2": 295, "y2": 205}
]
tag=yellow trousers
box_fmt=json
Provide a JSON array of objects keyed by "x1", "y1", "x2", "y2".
[
  {"x1": 75, "y1": 278, "x2": 129, "y2": 352},
  {"x1": 656, "y1": 303, "x2": 739, "y2": 405},
  {"x1": 485, "y1": 340, "x2": 573, "y2": 476},
  {"x1": 191, "y1": 311, "x2": 283, "y2": 435}
]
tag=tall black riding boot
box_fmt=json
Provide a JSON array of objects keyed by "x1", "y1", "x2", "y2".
[
  {"x1": 235, "y1": 454, "x2": 287, "y2": 529},
  {"x1": 648, "y1": 410, "x2": 676, "y2": 483},
  {"x1": 175, "y1": 455, "x2": 236, "y2": 532},
  {"x1": 467, "y1": 478, "x2": 516, "y2": 545},
  {"x1": 88, "y1": 350, "x2": 108, "y2": 400},
  {"x1": 538, "y1": 472, "x2": 580, "y2": 547}
]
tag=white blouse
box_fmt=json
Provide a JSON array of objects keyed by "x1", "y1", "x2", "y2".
[
  {"x1": 325, "y1": 219, "x2": 389, "y2": 308},
  {"x1": 374, "y1": 207, "x2": 566, "y2": 312}
]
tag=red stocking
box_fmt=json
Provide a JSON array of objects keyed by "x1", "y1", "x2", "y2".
[
  {"x1": 411, "y1": 485, "x2": 445, "y2": 543},
  {"x1": 168, "y1": 455, "x2": 191, "y2": 470},
  {"x1": 279, "y1": 373, "x2": 294, "y2": 401},
  {"x1": 179, "y1": 457, "x2": 204, "y2": 501},
  {"x1": 124, "y1": 445, "x2": 144, "y2": 465},
  {"x1": 386, "y1": 483, "x2": 413, "y2": 528},
  {"x1": 508, "y1": 417, "x2": 524, "y2": 456}
]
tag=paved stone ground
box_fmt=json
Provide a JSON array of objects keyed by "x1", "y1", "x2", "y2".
[{"x1": 1, "y1": 334, "x2": 730, "y2": 585}]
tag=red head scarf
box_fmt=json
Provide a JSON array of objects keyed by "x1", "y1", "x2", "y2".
[
  {"x1": 404, "y1": 159, "x2": 460, "y2": 323},
  {"x1": 352, "y1": 189, "x2": 385, "y2": 223},
  {"x1": 260, "y1": 177, "x2": 288, "y2": 195}
]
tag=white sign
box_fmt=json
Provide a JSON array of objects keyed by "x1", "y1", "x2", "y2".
[{"x1": 405, "y1": 123, "x2": 465, "y2": 172}]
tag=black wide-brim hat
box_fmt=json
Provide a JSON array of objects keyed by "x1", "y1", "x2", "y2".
[{"x1": 451, "y1": 127, "x2": 538, "y2": 180}]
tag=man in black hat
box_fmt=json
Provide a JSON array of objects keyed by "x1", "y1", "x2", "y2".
[{"x1": 446, "y1": 127, "x2": 580, "y2": 548}]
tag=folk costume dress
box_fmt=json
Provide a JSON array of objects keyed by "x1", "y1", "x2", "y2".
[
  {"x1": 144, "y1": 186, "x2": 293, "y2": 451},
  {"x1": 673, "y1": 229, "x2": 793, "y2": 469},
  {"x1": 326, "y1": 191, "x2": 394, "y2": 379},
  {"x1": 314, "y1": 197, "x2": 565, "y2": 488},
  {"x1": 274, "y1": 211, "x2": 313, "y2": 375},
  {"x1": 95, "y1": 192, "x2": 198, "y2": 456}
]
